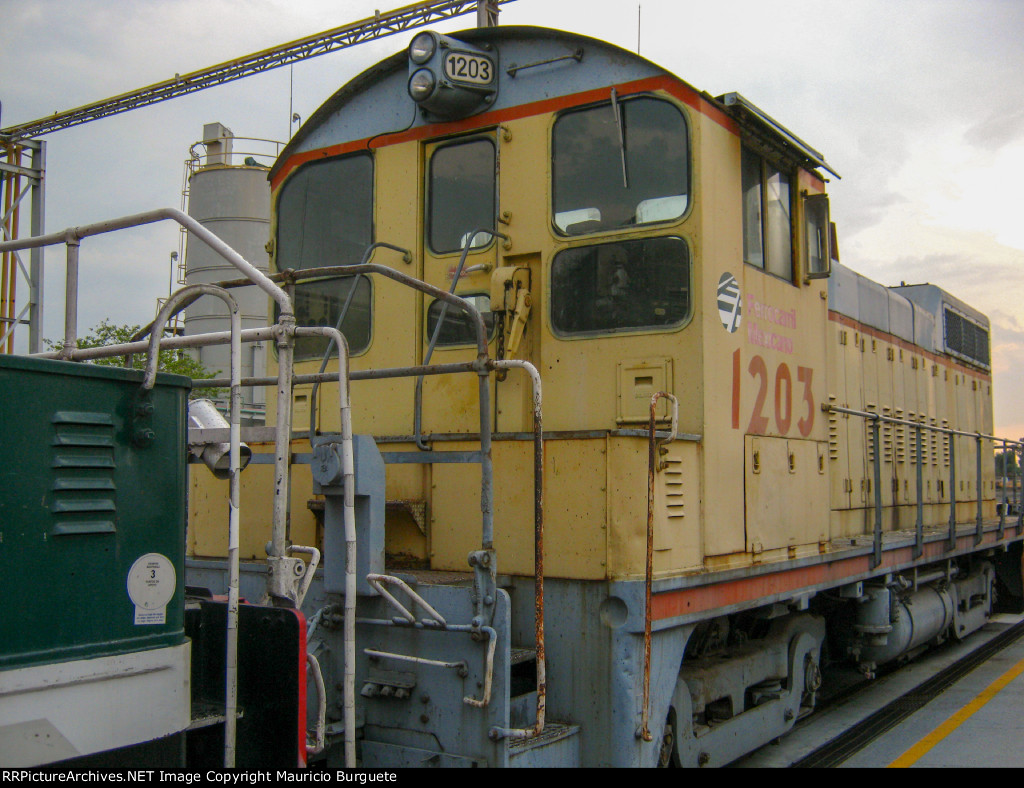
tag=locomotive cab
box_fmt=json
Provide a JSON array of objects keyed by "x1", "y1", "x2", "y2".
[{"x1": 241, "y1": 26, "x2": 842, "y2": 581}]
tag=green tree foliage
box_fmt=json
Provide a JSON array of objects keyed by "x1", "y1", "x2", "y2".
[
  {"x1": 996, "y1": 450, "x2": 1020, "y2": 478},
  {"x1": 48, "y1": 320, "x2": 224, "y2": 400}
]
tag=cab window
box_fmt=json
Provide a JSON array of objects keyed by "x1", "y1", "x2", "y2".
[
  {"x1": 553, "y1": 96, "x2": 689, "y2": 235},
  {"x1": 426, "y1": 294, "x2": 496, "y2": 346},
  {"x1": 742, "y1": 146, "x2": 793, "y2": 281},
  {"x1": 550, "y1": 237, "x2": 691, "y2": 336},
  {"x1": 276, "y1": 153, "x2": 373, "y2": 360},
  {"x1": 428, "y1": 138, "x2": 496, "y2": 254}
]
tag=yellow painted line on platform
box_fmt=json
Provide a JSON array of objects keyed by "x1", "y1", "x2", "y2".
[{"x1": 888, "y1": 655, "x2": 1024, "y2": 768}]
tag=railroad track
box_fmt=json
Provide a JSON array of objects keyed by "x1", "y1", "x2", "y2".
[{"x1": 732, "y1": 616, "x2": 1024, "y2": 768}]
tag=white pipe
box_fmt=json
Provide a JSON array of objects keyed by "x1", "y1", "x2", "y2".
[
  {"x1": 33, "y1": 325, "x2": 277, "y2": 362},
  {"x1": 146, "y1": 284, "x2": 241, "y2": 768},
  {"x1": 491, "y1": 359, "x2": 546, "y2": 738},
  {"x1": 366, "y1": 573, "x2": 449, "y2": 628},
  {"x1": 364, "y1": 649, "x2": 467, "y2": 671},
  {"x1": 0, "y1": 207, "x2": 292, "y2": 315},
  {"x1": 462, "y1": 626, "x2": 497, "y2": 708},
  {"x1": 294, "y1": 325, "x2": 355, "y2": 768},
  {"x1": 270, "y1": 316, "x2": 295, "y2": 565}
]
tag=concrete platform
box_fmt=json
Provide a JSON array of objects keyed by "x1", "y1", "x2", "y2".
[
  {"x1": 734, "y1": 614, "x2": 1024, "y2": 768},
  {"x1": 844, "y1": 613, "x2": 1024, "y2": 768}
]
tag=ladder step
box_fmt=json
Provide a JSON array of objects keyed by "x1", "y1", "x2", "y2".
[
  {"x1": 510, "y1": 647, "x2": 537, "y2": 665},
  {"x1": 508, "y1": 723, "x2": 581, "y2": 767}
]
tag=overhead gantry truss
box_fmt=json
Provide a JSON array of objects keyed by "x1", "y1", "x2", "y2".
[{"x1": 0, "y1": 0, "x2": 512, "y2": 140}]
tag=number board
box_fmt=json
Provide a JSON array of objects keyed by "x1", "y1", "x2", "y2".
[{"x1": 444, "y1": 51, "x2": 494, "y2": 86}]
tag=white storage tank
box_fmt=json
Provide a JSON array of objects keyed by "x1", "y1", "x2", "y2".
[{"x1": 183, "y1": 123, "x2": 273, "y2": 423}]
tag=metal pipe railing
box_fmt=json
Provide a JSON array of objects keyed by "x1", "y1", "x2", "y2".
[
  {"x1": 639, "y1": 392, "x2": 679, "y2": 743},
  {"x1": 282, "y1": 262, "x2": 493, "y2": 551},
  {"x1": 305, "y1": 653, "x2": 327, "y2": 756},
  {"x1": 146, "y1": 283, "x2": 244, "y2": 769},
  {"x1": 6, "y1": 211, "x2": 555, "y2": 762},
  {"x1": 148, "y1": 286, "x2": 241, "y2": 765},
  {"x1": 294, "y1": 324, "x2": 355, "y2": 769},
  {"x1": 366, "y1": 574, "x2": 449, "y2": 628},
  {"x1": 0, "y1": 210, "x2": 297, "y2": 587},
  {"x1": 489, "y1": 359, "x2": 546, "y2": 742},
  {"x1": 824, "y1": 403, "x2": 1023, "y2": 567},
  {"x1": 33, "y1": 325, "x2": 279, "y2": 362},
  {"x1": 361, "y1": 622, "x2": 498, "y2": 709},
  {"x1": 0, "y1": 207, "x2": 293, "y2": 350}
]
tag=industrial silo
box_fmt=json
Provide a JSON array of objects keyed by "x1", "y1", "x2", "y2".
[{"x1": 183, "y1": 123, "x2": 273, "y2": 423}]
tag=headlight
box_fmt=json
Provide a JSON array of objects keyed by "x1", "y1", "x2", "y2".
[
  {"x1": 408, "y1": 68, "x2": 436, "y2": 101},
  {"x1": 409, "y1": 32, "x2": 436, "y2": 65}
]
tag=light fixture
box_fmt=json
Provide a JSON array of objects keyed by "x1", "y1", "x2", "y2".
[
  {"x1": 405, "y1": 31, "x2": 498, "y2": 120},
  {"x1": 409, "y1": 32, "x2": 436, "y2": 65},
  {"x1": 408, "y1": 69, "x2": 436, "y2": 101}
]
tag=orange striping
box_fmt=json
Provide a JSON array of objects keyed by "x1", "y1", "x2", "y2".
[
  {"x1": 270, "y1": 74, "x2": 738, "y2": 191},
  {"x1": 652, "y1": 530, "x2": 1008, "y2": 622}
]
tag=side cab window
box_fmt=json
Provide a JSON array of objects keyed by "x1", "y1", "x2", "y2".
[{"x1": 275, "y1": 153, "x2": 374, "y2": 360}]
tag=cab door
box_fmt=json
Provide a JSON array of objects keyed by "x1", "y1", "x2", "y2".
[{"x1": 418, "y1": 132, "x2": 500, "y2": 438}]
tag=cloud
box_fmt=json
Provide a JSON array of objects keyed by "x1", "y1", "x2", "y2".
[{"x1": 964, "y1": 107, "x2": 1024, "y2": 152}]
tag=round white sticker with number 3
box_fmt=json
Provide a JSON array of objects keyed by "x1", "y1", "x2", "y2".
[{"x1": 127, "y1": 553, "x2": 176, "y2": 611}]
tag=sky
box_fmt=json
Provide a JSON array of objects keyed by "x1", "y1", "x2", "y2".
[{"x1": 3, "y1": 0, "x2": 1024, "y2": 435}]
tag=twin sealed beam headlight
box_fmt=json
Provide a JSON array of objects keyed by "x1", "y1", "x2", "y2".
[
  {"x1": 406, "y1": 31, "x2": 498, "y2": 120},
  {"x1": 408, "y1": 68, "x2": 436, "y2": 101},
  {"x1": 409, "y1": 32, "x2": 436, "y2": 65}
]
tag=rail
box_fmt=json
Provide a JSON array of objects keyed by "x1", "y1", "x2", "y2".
[
  {"x1": 147, "y1": 284, "x2": 244, "y2": 767},
  {"x1": 0, "y1": 205, "x2": 297, "y2": 570},
  {"x1": 11, "y1": 274, "x2": 258, "y2": 767},
  {"x1": 238, "y1": 256, "x2": 549, "y2": 740},
  {"x1": 186, "y1": 136, "x2": 287, "y2": 173},
  {"x1": 360, "y1": 623, "x2": 498, "y2": 708},
  {"x1": 0, "y1": 210, "x2": 364, "y2": 766},
  {"x1": 638, "y1": 392, "x2": 679, "y2": 743},
  {"x1": 824, "y1": 404, "x2": 1024, "y2": 568},
  {"x1": 203, "y1": 264, "x2": 550, "y2": 742},
  {"x1": 5, "y1": 215, "x2": 553, "y2": 757}
]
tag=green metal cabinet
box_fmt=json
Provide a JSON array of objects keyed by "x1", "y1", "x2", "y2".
[{"x1": 0, "y1": 355, "x2": 189, "y2": 669}]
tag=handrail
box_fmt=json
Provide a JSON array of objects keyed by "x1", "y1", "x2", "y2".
[
  {"x1": 6, "y1": 210, "x2": 552, "y2": 760},
  {"x1": 366, "y1": 573, "x2": 449, "y2": 628},
  {"x1": 147, "y1": 283, "x2": 244, "y2": 769},
  {"x1": 639, "y1": 392, "x2": 678, "y2": 743},
  {"x1": 282, "y1": 262, "x2": 494, "y2": 552},
  {"x1": 490, "y1": 359, "x2": 546, "y2": 742},
  {"x1": 361, "y1": 622, "x2": 497, "y2": 709},
  {"x1": 294, "y1": 325, "x2": 355, "y2": 769},
  {"x1": 826, "y1": 403, "x2": 1023, "y2": 446},
  {"x1": 823, "y1": 403, "x2": 1023, "y2": 566},
  {"x1": 0, "y1": 207, "x2": 292, "y2": 358},
  {"x1": 186, "y1": 136, "x2": 287, "y2": 171}
]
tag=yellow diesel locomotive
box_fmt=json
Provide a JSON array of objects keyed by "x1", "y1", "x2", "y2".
[{"x1": 186, "y1": 25, "x2": 1023, "y2": 767}]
